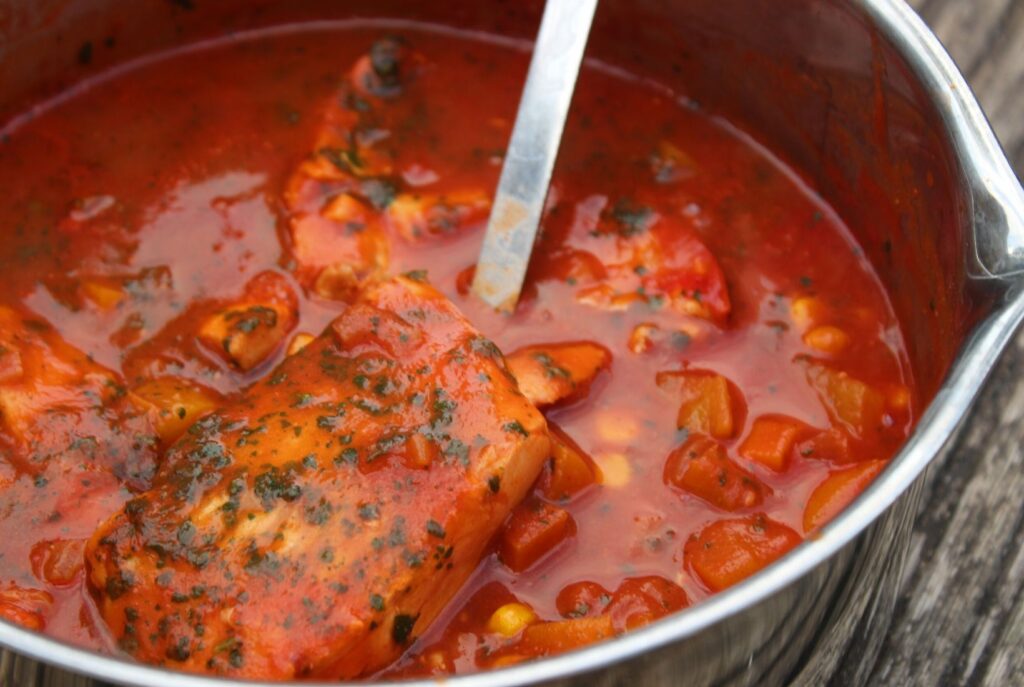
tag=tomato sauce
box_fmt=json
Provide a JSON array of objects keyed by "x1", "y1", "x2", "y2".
[{"x1": 0, "y1": 22, "x2": 914, "y2": 678}]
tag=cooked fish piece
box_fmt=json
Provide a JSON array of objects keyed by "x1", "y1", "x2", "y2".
[{"x1": 85, "y1": 276, "x2": 549, "y2": 679}]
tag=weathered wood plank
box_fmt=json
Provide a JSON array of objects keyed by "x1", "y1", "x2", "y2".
[{"x1": 868, "y1": 2, "x2": 1024, "y2": 684}]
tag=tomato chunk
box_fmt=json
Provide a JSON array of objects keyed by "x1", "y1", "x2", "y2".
[
  {"x1": 656, "y1": 370, "x2": 742, "y2": 439},
  {"x1": 685, "y1": 515, "x2": 802, "y2": 592},
  {"x1": 803, "y1": 460, "x2": 887, "y2": 532},
  {"x1": 664, "y1": 434, "x2": 768, "y2": 511},
  {"x1": 499, "y1": 499, "x2": 577, "y2": 572},
  {"x1": 738, "y1": 416, "x2": 809, "y2": 472}
]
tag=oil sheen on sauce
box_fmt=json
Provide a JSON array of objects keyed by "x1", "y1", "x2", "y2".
[{"x1": 0, "y1": 22, "x2": 914, "y2": 676}]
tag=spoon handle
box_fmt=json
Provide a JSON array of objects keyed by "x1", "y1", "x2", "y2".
[{"x1": 472, "y1": 0, "x2": 598, "y2": 312}]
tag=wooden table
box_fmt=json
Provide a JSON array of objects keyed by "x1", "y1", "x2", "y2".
[
  {"x1": 847, "y1": 1, "x2": 1024, "y2": 685},
  {"x1": 1, "y1": 3, "x2": 1021, "y2": 686}
]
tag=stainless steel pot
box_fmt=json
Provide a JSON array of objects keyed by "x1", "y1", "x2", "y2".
[{"x1": 1, "y1": 1, "x2": 1022, "y2": 685}]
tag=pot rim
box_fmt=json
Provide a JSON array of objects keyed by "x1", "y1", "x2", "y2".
[{"x1": 3, "y1": 1, "x2": 1024, "y2": 685}]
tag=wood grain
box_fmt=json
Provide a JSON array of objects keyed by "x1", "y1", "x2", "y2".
[{"x1": 863, "y1": 2, "x2": 1024, "y2": 685}]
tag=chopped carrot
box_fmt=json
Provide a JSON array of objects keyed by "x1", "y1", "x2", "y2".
[
  {"x1": 664, "y1": 434, "x2": 768, "y2": 510},
  {"x1": 519, "y1": 615, "x2": 615, "y2": 654},
  {"x1": 684, "y1": 514, "x2": 802, "y2": 592},
  {"x1": 803, "y1": 460, "x2": 887, "y2": 532},
  {"x1": 555, "y1": 581, "x2": 612, "y2": 619},
  {"x1": 796, "y1": 427, "x2": 853, "y2": 464},
  {"x1": 541, "y1": 426, "x2": 600, "y2": 501},
  {"x1": 499, "y1": 499, "x2": 576, "y2": 572},
  {"x1": 506, "y1": 341, "x2": 611, "y2": 408},
  {"x1": 607, "y1": 576, "x2": 688, "y2": 631},
  {"x1": 805, "y1": 362, "x2": 885, "y2": 439},
  {"x1": 656, "y1": 370, "x2": 742, "y2": 439},
  {"x1": 738, "y1": 415, "x2": 808, "y2": 472}
]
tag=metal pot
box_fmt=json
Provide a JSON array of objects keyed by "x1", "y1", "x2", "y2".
[{"x1": 1, "y1": 1, "x2": 1022, "y2": 685}]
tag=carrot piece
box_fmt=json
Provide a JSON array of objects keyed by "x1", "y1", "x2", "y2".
[
  {"x1": 656, "y1": 370, "x2": 741, "y2": 439},
  {"x1": 684, "y1": 515, "x2": 802, "y2": 592},
  {"x1": 520, "y1": 615, "x2": 615, "y2": 654},
  {"x1": 738, "y1": 416, "x2": 808, "y2": 472},
  {"x1": 506, "y1": 341, "x2": 611, "y2": 408},
  {"x1": 541, "y1": 426, "x2": 600, "y2": 501},
  {"x1": 805, "y1": 362, "x2": 885, "y2": 439},
  {"x1": 607, "y1": 576, "x2": 688, "y2": 631},
  {"x1": 30, "y1": 539, "x2": 86, "y2": 587},
  {"x1": 803, "y1": 460, "x2": 887, "y2": 532},
  {"x1": 795, "y1": 427, "x2": 853, "y2": 464},
  {"x1": 664, "y1": 434, "x2": 768, "y2": 511},
  {"x1": 499, "y1": 499, "x2": 576, "y2": 572},
  {"x1": 556, "y1": 581, "x2": 612, "y2": 619}
]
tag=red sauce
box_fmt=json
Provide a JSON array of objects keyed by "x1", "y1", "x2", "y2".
[{"x1": 0, "y1": 22, "x2": 914, "y2": 677}]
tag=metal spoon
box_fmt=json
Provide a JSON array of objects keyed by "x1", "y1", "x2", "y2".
[{"x1": 471, "y1": 0, "x2": 598, "y2": 312}]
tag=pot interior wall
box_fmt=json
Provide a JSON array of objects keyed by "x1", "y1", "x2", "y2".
[{"x1": 0, "y1": 0, "x2": 996, "y2": 405}]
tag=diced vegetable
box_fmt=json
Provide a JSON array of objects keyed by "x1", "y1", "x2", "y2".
[
  {"x1": 487, "y1": 603, "x2": 537, "y2": 637},
  {"x1": 796, "y1": 428, "x2": 853, "y2": 464},
  {"x1": 803, "y1": 460, "x2": 887, "y2": 532},
  {"x1": 130, "y1": 377, "x2": 220, "y2": 445},
  {"x1": 541, "y1": 426, "x2": 600, "y2": 501},
  {"x1": 519, "y1": 615, "x2": 615, "y2": 654},
  {"x1": 499, "y1": 499, "x2": 576, "y2": 572},
  {"x1": 556, "y1": 581, "x2": 612, "y2": 619},
  {"x1": 607, "y1": 575, "x2": 689, "y2": 631},
  {"x1": 665, "y1": 434, "x2": 769, "y2": 510},
  {"x1": 738, "y1": 416, "x2": 808, "y2": 472},
  {"x1": 805, "y1": 362, "x2": 885, "y2": 439},
  {"x1": 684, "y1": 515, "x2": 802, "y2": 592},
  {"x1": 30, "y1": 539, "x2": 86, "y2": 587},
  {"x1": 656, "y1": 370, "x2": 741, "y2": 439},
  {"x1": 506, "y1": 341, "x2": 611, "y2": 408}
]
